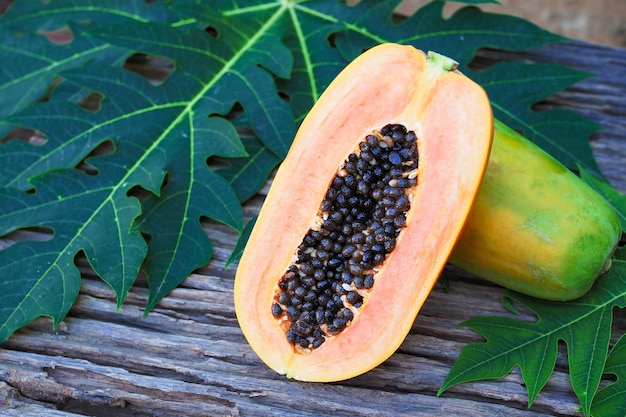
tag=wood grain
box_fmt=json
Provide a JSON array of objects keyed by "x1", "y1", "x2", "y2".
[{"x1": 1, "y1": 40, "x2": 625, "y2": 416}]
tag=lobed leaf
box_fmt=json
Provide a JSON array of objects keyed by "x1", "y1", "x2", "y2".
[
  {"x1": 438, "y1": 260, "x2": 626, "y2": 415},
  {"x1": 226, "y1": 215, "x2": 258, "y2": 269},
  {"x1": 0, "y1": 161, "x2": 146, "y2": 342},
  {"x1": 215, "y1": 136, "x2": 281, "y2": 203},
  {"x1": 590, "y1": 334, "x2": 626, "y2": 417},
  {"x1": 0, "y1": 0, "x2": 176, "y2": 122},
  {"x1": 0, "y1": 2, "x2": 298, "y2": 339}
]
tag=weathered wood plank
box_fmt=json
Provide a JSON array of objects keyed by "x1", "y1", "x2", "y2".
[{"x1": 1, "y1": 40, "x2": 625, "y2": 416}]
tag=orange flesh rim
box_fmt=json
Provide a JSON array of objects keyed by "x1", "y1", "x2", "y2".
[{"x1": 234, "y1": 44, "x2": 493, "y2": 382}]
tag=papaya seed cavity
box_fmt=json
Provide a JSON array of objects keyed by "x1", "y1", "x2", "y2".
[{"x1": 271, "y1": 124, "x2": 420, "y2": 352}]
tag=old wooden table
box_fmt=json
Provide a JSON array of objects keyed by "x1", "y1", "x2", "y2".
[{"x1": 1, "y1": 40, "x2": 625, "y2": 416}]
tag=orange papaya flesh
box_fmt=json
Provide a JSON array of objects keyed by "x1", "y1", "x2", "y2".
[
  {"x1": 234, "y1": 44, "x2": 493, "y2": 382},
  {"x1": 450, "y1": 119, "x2": 622, "y2": 301}
]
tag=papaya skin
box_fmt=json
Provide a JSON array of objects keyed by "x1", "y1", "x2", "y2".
[
  {"x1": 234, "y1": 44, "x2": 493, "y2": 382},
  {"x1": 450, "y1": 119, "x2": 622, "y2": 301}
]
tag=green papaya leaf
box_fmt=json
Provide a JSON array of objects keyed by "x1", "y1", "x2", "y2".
[
  {"x1": 591, "y1": 334, "x2": 626, "y2": 417},
  {"x1": 0, "y1": 61, "x2": 247, "y2": 338},
  {"x1": 0, "y1": 165, "x2": 146, "y2": 341},
  {"x1": 0, "y1": 1, "x2": 297, "y2": 338},
  {"x1": 226, "y1": 215, "x2": 258, "y2": 269},
  {"x1": 86, "y1": 20, "x2": 294, "y2": 159},
  {"x1": 438, "y1": 261, "x2": 626, "y2": 416},
  {"x1": 0, "y1": 0, "x2": 176, "y2": 122},
  {"x1": 216, "y1": 136, "x2": 281, "y2": 203},
  {"x1": 333, "y1": 0, "x2": 564, "y2": 66}
]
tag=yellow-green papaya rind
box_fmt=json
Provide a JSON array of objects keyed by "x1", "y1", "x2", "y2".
[{"x1": 450, "y1": 119, "x2": 622, "y2": 301}]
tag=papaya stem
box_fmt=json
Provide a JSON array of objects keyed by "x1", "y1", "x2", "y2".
[{"x1": 427, "y1": 51, "x2": 459, "y2": 72}]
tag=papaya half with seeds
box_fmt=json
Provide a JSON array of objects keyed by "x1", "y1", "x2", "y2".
[
  {"x1": 234, "y1": 43, "x2": 493, "y2": 382},
  {"x1": 450, "y1": 119, "x2": 622, "y2": 301}
]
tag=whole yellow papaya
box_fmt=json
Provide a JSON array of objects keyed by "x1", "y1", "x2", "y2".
[{"x1": 450, "y1": 119, "x2": 622, "y2": 301}]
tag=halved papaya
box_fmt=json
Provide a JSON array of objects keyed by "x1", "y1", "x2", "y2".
[{"x1": 234, "y1": 43, "x2": 493, "y2": 382}]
